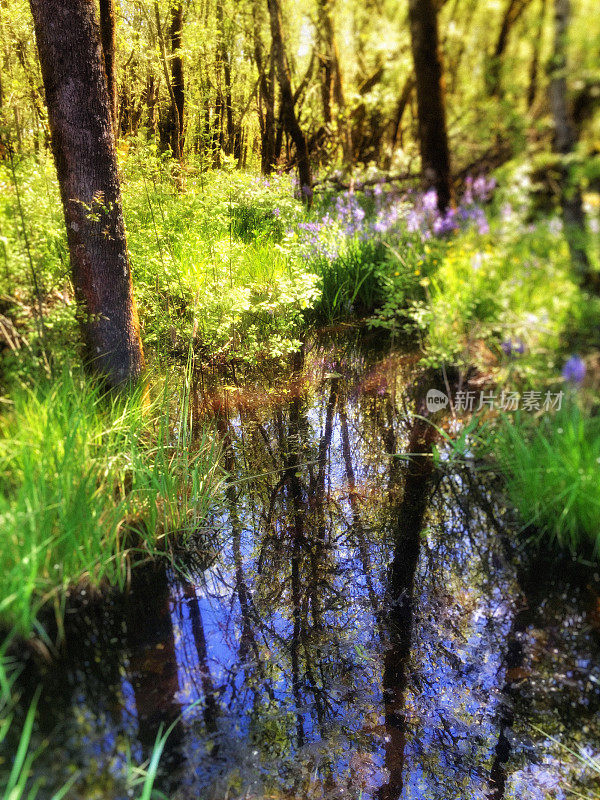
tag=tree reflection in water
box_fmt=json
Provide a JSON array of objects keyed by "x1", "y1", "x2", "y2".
[{"x1": 24, "y1": 333, "x2": 600, "y2": 800}]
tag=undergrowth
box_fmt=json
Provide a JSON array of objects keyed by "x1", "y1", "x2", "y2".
[
  {"x1": 491, "y1": 400, "x2": 600, "y2": 556},
  {"x1": 0, "y1": 366, "x2": 221, "y2": 637}
]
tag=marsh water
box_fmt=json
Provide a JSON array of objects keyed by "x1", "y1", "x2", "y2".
[{"x1": 21, "y1": 332, "x2": 600, "y2": 799}]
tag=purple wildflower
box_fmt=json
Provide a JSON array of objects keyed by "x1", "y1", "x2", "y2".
[
  {"x1": 501, "y1": 338, "x2": 525, "y2": 357},
  {"x1": 472, "y1": 174, "x2": 496, "y2": 202},
  {"x1": 422, "y1": 189, "x2": 438, "y2": 213},
  {"x1": 433, "y1": 208, "x2": 459, "y2": 237},
  {"x1": 562, "y1": 355, "x2": 586, "y2": 384}
]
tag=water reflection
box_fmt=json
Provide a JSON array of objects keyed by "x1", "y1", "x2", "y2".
[{"x1": 18, "y1": 332, "x2": 600, "y2": 800}]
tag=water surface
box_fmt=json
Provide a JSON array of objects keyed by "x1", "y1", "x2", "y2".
[{"x1": 22, "y1": 332, "x2": 600, "y2": 799}]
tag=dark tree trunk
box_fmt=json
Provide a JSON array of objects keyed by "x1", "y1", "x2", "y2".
[
  {"x1": 29, "y1": 0, "x2": 144, "y2": 386},
  {"x1": 317, "y1": 0, "x2": 334, "y2": 124},
  {"x1": 216, "y1": 0, "x2": 234, "y2": 155},
  {"x1": 407, "y1": 0, "x2": 452, "y2": 210},
  {"x1": 549, "y1": 0, "x2": 595, "y2": 290},
  {"x1": 144, "y1": 71, "x2": 157, "y2": 135},
  {"x1": 99, "y1": 0, "x2": 117, "y2": 128},
  {"x1": 154, "y1": 0, "x2": 181, "y2": 161},
  {"x1": 527, "y1": 0, "x2": 547, "y2": 108},
  {"x1": 384, "y1": 75, "x2": 414, "y2": 169},
  {"x1": 212, "y1": 86, "x2": 223, "y2": 167},
  {"x1": 316, "y1": 0, "x2": 344, "y2": 128},
  {"x1": 253, "y1": 0, "x2": 277, "y2": 173},
  {"x1": 170, "y1": 3, "x2": 185, "y2": 155},
  {"x1": 487, "y1": 0, "x2": 530, "y2": 97},
  {"x1": 266, "y1": 0, "x2": 312, "y2": 205}
]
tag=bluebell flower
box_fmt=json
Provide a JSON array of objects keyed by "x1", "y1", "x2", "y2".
[
  {"x1": 422, "y1": 189, "x2": 438, "y2": 212},
  {"x1": 433, "y1": 208, "x2": 458, "y2": 237},
  {"x1": 472, "y1": 174, "x2": 496, "y2": 202},
  {"x1": 562, "y1": 355, "x2": 586, "y2": 384},
  {"x1": 501, "y1": 338, "x2": 525, "y2": 357}
]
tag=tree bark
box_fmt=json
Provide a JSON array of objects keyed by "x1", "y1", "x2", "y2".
[
  {"x1": 154, "y1": 0, "x2": 181, "y2": 161},
  {"x1": 266, "y1": 0, "x2": 312, "y2": 205},
  {"x1": 29, "y1": 0, "x2": 144, "y2": 385},
  {"x1": 99, "y1": 0, "x2": 117, "y2": 128},
  {"x1": 407, "y1": 0, "x2": 452, "y2": 210},
  {"x1": 169, "y1": 3, "x2": 185, "y2": 155},
  {"x1": 549, "y1": 0, "x2": 595, "y2": 290}
]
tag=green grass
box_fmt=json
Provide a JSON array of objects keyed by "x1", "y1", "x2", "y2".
[
  {"x1": 309, "y1": 239, "x2": 390, "y2": 323},
  {"x1": 0, "y1": 366, "x2": 221, "y2": 637},
  {"x1": 492, "y1": 401, "x2": 600, "y2": 556}
]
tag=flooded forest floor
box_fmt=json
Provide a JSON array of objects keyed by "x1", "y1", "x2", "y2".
[{"x1": 12, "y1": 329, "x2": 600, "y2": 800}]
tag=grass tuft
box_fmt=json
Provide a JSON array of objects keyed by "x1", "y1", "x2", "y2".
[
  {"x1": 492, "y1": 401, "x2": 600, "y2": 555},
  {"x1": 0, "y1": 367, "x2": 221, "y2": 636}
]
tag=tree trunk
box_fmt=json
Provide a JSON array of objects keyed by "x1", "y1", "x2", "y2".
[
  {"x1": 316, "y1": 0, "x2": 344, "y2": 127},
  {"x1": 487, "y1": 0, "x2": 530, "y2": 97},
  {"x1": 527, "y1": 0, "x2": 547, "y2": 108},
  {"x1": 384, "y1": 75, "x2": 414, "y2": 169},
  {"x1": 170, "y1": 3, "x2": 185, "y2": 155},
  {"x1": 407, "y1": 0, "x2": 452, "y2": 210},
  {"x1": 29, "y1": 0, "x2": 144, "y2": 385},
  {"x1": 99, "y1": 0, "x2": 117, "y2": 128},
  {"x1": 253, "y1": 0, "x2": 277, "y2": 173},
  {"x1": 266, "y1": 0, "x2": 312, "y2": 205},
  {"x1": 549, "y1": 0, "x2": 595, "y2": 290},
  {"x1": 154, "y1": 0, "x2": 181, "y2": 161},
  {"x1": 216, "y1": 0, "x2": 235, "y2": 155},
  {"x1": 317, "y1": 0, "x2": 334, "y2": 124}
]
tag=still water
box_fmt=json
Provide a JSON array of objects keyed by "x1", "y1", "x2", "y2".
[{"x1": 22, "y1": 332, "x2": 600, "y2": 799}]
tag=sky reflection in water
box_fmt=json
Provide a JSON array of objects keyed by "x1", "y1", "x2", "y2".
[{"x1": 28, "y1": 334, "x2": 600, "y2": 800}]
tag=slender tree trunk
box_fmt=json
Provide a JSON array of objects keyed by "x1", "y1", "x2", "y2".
[
  {"x1": 253, "y1": 1, "x2": 277, "y2": 173},
  {"x1": 527, "y1": 0, "x2": 547, "y2": 108},
  {"x1": 170, "y1": 3, "x2": 185, "y2": 154},
  {"x1": 99, "y1": 0, "x2": 117, "y2": 128},
  {"x1": 216, "y1": 0, "x2": 234, "y2": 155},
  {"x1": 317, "y1": 0, "x2": 334, "y2": 124},
  {"x1": 144, "y1": 71, "x2": 157, "y2": 135},
  {"x1": 549, "y1": 0, "x2": 595, "y2": 290},
  {"x1": 14, "y1": 36, "x2": 49, "y2": 139},
  {"x1": 385, "y1": 75, "x2": 414, "y2": 169},
  {"x1": 266, "y1": 0, "x2": 312, "y2": 205},
  {"x1": 316, "y1": 0, "x2": 344, "y2": 128},
  {"x1": 487, "y1": 0, "x2": 530, "y2": 97},
  {"x1": 29, "y1": 0, "x2": 144, "y2": 385},
  {"x1": 407, "y1": 0, "x2": 452, "y2": 210},
  {"x1": 154, "y1": 0, "x2": 181, "y2": 161}
]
